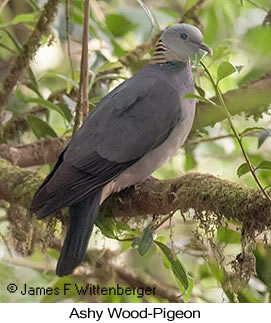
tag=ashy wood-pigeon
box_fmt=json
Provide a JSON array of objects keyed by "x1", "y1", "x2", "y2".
[{"x1": 30, "y1": 23, "x2": 212, "y2": 276}]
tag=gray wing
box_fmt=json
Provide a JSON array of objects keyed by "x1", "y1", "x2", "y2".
[{"x1": 68, "y1": 77, "x2": 182, "y2": 166}]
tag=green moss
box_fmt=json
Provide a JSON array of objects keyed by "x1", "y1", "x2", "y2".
[{"x1": 0, "y1": 158, "x2": 43, "y2": 209}]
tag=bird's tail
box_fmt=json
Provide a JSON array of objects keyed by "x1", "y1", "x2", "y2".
[{"x1": 56, "y1": 189, "x2": 102, "y2": 277}]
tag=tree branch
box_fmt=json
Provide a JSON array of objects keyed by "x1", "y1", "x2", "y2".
[
  {"x1": 0, "y1": 0, "x2": 61, "y2": 124},
  {"x1": 1, "y1": 157, "x2": 270, "y2": 232},
  {"x1": 73, "y1": 0, "x2": 90, "y2": 134},
  {"x1": 103, "y1": 175, "x2": 271, "y2": 231},
  {"x1": 0, "y1": 136, "x2": 69, "y2": 167}
]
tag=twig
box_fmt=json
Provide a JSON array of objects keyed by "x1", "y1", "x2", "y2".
[
  {"x1": 187, "y1": 131, "x2": 259, "y2": 146},
  {"x1": 246, "y1": 0, "x2": 269, "y2": 12},
  {"x1": 181, "y1": 0, "x2": 207, "y2": 26},
  {"x1": 200, "y1": 61, "x2": 271, "y2": 202},
  {"x1": 263, "y1": 9, "x2": 271, "y2": 26},
  {"x1": 1, "y1": 256, "x2": 55, "y2": 272},
  {"x1": 73, "y1": 0, "x2": 90, "y2": 134},
  {"x1": 111, "y1": 263, "x2": 181, "y2": 302},
  {"x1": 65, "y1": 0, "x2": 75, "y2": 80},
  {"x1": 0, "y1": 0, "x2": 9, "y2": 14},
  {"x1": 153, "y1": 210, "x2": 177, "y2": 231},
  {"x1": 81, "y1": 0, "x2": 90, "y2": 122}
]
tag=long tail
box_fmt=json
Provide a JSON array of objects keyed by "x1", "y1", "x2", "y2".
[{"x1": 56, "y1": 189, "x2": 102, "y2": 277}]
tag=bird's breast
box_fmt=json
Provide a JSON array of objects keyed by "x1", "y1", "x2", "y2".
[{"x1": 110, "y1": 97, "x2": 196, "y2": 194}]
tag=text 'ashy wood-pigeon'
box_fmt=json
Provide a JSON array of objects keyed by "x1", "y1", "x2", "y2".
[{"x1": 30, "y1": 23, "x2": 212, "y2": 276}]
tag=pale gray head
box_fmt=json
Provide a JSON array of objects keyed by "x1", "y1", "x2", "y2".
[{"x1": 161, "y1": 24, "x2": 212, "y2": 58}]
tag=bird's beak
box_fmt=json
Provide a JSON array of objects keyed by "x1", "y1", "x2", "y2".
[{"x1": 199, "y1": 43, "x2": 213, "y2": 56}]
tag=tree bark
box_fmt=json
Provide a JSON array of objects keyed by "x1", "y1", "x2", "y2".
[{"x1": 1, "y1": 157, "x2": 270, "y2": 233}]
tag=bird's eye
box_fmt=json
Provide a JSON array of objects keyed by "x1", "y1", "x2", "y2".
[{"x1": 180, "y1": 33, "x2": 188, "y2": 40}]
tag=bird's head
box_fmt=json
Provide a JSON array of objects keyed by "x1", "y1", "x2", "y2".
[{"x1": 161, "y1": 24, "x2": 212, "y2": 58}]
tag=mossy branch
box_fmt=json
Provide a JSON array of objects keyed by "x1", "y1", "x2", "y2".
[
  {"x1": 1, "y1": 157, "x2": 270, "y2": 232},
  {"x1": 102, "y1": 175, "x2": 271, "y2": 232},
  {"x1": 0, "y1": 158, "x2": 43, "y2": 208},
  {"x1": 0, "y1": 0, "x2": 61, "y2": 119}
]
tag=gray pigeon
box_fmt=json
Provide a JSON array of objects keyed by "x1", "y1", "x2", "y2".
[{"x1": 30, "y1": 23, "x2": 212, "y2": 276}]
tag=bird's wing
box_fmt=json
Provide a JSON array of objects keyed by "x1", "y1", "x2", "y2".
[
  {"x1": 68, "y1": 77, "x2": 182, "y2": 167},
  {"x1": 31, "y1": 77, "x2": 182, "y2": 216}
]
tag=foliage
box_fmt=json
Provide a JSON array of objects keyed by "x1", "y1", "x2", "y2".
[{"x1": 0, "y1": 0, "x2": 271, "y2": 303}]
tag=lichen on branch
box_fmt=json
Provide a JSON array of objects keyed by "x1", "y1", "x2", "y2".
[
  {"x1": 1, "y1": 157, "x2": 270, "y2": 233},
  {"x1": 0, "y1": 0, "x2": 61, "y2": 118}
]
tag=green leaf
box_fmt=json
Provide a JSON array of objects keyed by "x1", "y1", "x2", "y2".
[
  {"x1": 1, "y1": 29, "x2": 22, "y2": 51},
  {"x1": 39, "y1": 72, "x2": 79, "y2": 89},
  {"x1": 112, "y1": 40, "x2": 127, "y2": 57},
  {"x1": 184, "y1": 148, "x2": 197, "y2": 171},
  {"x1": 95, "y1": 216, "x2": 117, "y2": 239},
  {"x1": 235, "y1": 65, "x2": 244, "y2": 73},
  {"x1": 237, "y1": 162, "x2": 250, "y2": 177},
  {"x1": 98, "y1": 61, "x2": 123, "y2": 72},
  {"x1": 13, "y1": 13, "x2": 37, "y2": 24},
  {"x1": 0, "y1": 43, "x2": 15, "y2": 54},
  {"x1": 255, "y1": 160, "x2": 271, "y2": 171},
  {"x1": 105, "y1": 14, "x2": 136, "y2": 37},
  {"x1": 120, "y1": 234, "x2": 136, "y2": 253},
  {"x1": 240, "y1": 126, "x2": 267, "y2": 137},
  {"x1": 258, "y1": 129, "x2": 271, "y2": 148},
  {"x1": 155, "y1": 241, "x2": 188, "y2": 289},
  {"x1": 115, "y1": 222, "x2": 140, "y2": 235},
  {"x1": 25, "y1": 83, "x2": 42, "y2": 98},
  {"x1": 132, "y1": 226, "x2": 153, "y2": 256},
  {"x1": 243, "y1": 26, "x2": 271, "y2": 58},
  {"x1": 217, "y1": 227, "x2": 240, "y2": 244},
  {"x1": 183, "y1": 93, "x2": 217, "y2": 106},
  {"x1": 183, "y1": 277, "x2": 194, "y2": 303},
  {"x1": 217, "y1": 61, "x2": 237, "y2": 82},
  {"x1": 121, "y1": 240, "x2": 134, "y2": 253},
  {"x1": 25, "y1": 98, "x2": 66, "y2": 119},
  {"x1": 27, "y1": 67, "x2": 42, "y2": 98},
  {"x1": 27, "y1": 115, "x2": 58, "y2": 139},
  {"x1": 195, "y1": 85, "x2": 205, "y2": 98},
  {"x1": 27, "y1": 0, "x2": 41, "y2": 11},
  {"x1": 0, "y1": 13, "x2": 37, "y2": 28},
  {"x1": 59, "y1": 104, "x2": 73, "y2": 123}
]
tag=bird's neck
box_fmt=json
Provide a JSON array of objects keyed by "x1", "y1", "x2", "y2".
[{"x1": 151, "y1": 38, "x2": 189, "y2": 65}]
